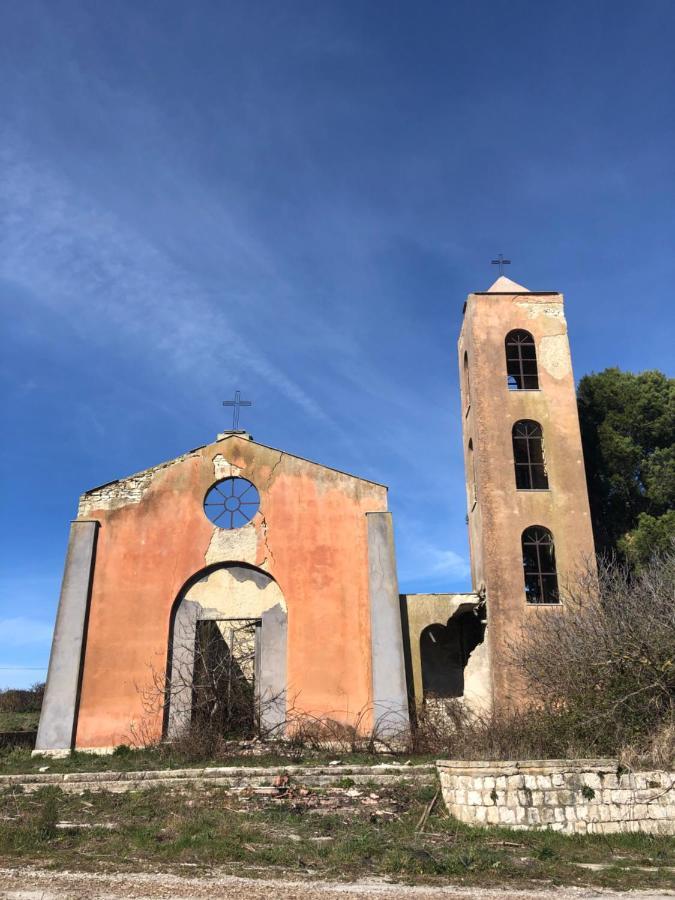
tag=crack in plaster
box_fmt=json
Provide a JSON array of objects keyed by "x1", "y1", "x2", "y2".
[
  {"x1": 258, "y1": 515, "x2": 275, "y2": 569},
  {"x1": 257, "y1": 450, "x2": 284, "y2": 569},
  {"x1": 266, "y1": 450, "x2": 285, "y2": 488}
]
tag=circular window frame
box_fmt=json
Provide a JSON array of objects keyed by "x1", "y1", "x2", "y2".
[{"x1": 203, "y1": 477, "x2": 260, "y2": 530}]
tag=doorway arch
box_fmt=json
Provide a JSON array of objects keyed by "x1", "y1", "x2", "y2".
[{"x1": 166, "y1": 563, "x2": 287, "y2": 739}]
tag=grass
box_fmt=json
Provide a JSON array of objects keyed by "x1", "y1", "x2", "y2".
[
  {"x1": 0, "y1": 711, "x2": 39, "y2": 733},
  {"x1": 0, "y1": 745, "x2": 436, "y2": 776},
  {"x1": 0, "y1": 781, "x2": 672, "y2": 890}
]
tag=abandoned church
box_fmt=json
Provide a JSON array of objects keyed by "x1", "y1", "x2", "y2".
[{"x1": 36, "y1": 274, "x2": 596, "y2": 755}]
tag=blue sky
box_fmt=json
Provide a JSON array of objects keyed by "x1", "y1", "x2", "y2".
[{"x1": 1, "y1": 1, "x2": 674, "y2": 688}]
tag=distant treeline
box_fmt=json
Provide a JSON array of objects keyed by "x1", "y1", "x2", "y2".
[{"x1": 0, "y1": 683, "x2": 44, "y2": 714}]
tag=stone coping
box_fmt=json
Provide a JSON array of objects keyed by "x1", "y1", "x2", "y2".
[
  {"x1": 0, "y1": 763, "x2": 435, "y2": 788},
  {"x1": 437, "y1": 759, "x2": 618, "y2": 773}
]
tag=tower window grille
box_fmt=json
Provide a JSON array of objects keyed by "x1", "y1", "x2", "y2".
[
  {"x1": 505, "y1": 330, "x2": 539, "y2": 390},
  {"x1": 521, "y1": 526, "x2": 559, "y2": 604},
  {"x1": 512, "y1": 420, "x2": 549, "y2": 489}
]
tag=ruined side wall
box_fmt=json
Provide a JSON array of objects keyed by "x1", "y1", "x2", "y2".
[
  {"x1": 458, "y1": 292, "x2": 595, "y2": 709},
  {"x1": 73, "y1": 436, "x2": 388, "y2": 749},
  {"x1": 399, "y1": 594, "x2": 489, "y2": 713},
  {"x1": 439, "y1": 760, "x2": 675, "y2": 835}
]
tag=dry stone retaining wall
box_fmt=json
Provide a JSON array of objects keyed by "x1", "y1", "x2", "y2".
[{"x1": 438, "y1": 759, "x2": 674, "y2": 835}]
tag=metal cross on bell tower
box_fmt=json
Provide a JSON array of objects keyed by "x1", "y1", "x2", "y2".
[
  {"x1": 222, "y1": 390, "x2": 252, "y2": 431},
  {"x1": 491, "y1": 253, "x2": 511, "y2": 276}
]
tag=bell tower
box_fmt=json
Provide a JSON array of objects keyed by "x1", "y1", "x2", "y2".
[{"x1": 458, "y1": 274, "x2": 595, "y2": 708}]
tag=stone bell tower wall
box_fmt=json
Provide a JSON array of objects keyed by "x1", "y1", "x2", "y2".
[{"x1": 457, "y1": 286, "x2": 595, "y2": 708}]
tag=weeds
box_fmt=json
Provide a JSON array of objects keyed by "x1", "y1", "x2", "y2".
[
  {"x1": 0, "y1": 781, "x2": 671, "y2": 889},
  {"x1": 35, "y1": 789, "x2": 59, "y2": 841}
]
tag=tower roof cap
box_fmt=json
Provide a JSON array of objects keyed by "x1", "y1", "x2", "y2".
[{"x1": 486, "y1": 275, "x2": 530, "y2": 293}]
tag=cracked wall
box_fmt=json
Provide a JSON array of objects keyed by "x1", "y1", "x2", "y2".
[{"x1": 72, "y1": 434, "x2": 388, "y2": 749}]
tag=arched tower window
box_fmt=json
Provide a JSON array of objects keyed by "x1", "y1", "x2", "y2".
[
  {"x1": 505, "y1": 330, "x2": 539, "y2": 390},
  {"x1": 521, "y1": 526, "x2": 559, "y2": 604},
  {"x1": 512, "y1": 420, "x2": 548, "y2": 490},
  {"x1": 463, "y1": 351, "x2": 470, "y2": 411}
]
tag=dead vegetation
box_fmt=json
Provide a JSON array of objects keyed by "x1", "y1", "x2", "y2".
[
  {"x1": 409, "y1": 551, "x2": 674, "y2": 767},
  {"x1": 5, "y1": 553, "x2": 673, "y2": 775},
  {"x1": 0, "y1": 780, "x2": 673, "y2": 890},
  {"x1": 511, "y1": 549, "x2": 675, "y2": 766}
]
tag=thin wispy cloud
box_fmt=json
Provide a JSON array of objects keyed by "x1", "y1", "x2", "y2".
[{"x1": 0, "y1": 135, "x2": 339, "y2": 433}]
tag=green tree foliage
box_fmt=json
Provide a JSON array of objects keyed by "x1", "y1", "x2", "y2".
[{"x1": 577, "y1": 368, "x2": 674, "y2": 564}]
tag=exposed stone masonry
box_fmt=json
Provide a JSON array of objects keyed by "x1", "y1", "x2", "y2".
[
  {"x1": 77, "y1": 449, "x2": 201, "y2": 516},
  {"x1": 439, "y1": 759, "x2": 675, "y2": 835}
]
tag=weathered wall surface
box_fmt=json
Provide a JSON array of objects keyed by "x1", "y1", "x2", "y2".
[
  {"x1": 457, "y1": 288, "x2": 596, "y2": 708},
  {"x1": 399, "y1": 594, "x2": 490, "y2": 713},
  {"x1": 439, "y1": 760, "x2": 675, "y2": 835},
  {"x1": 180, "y1": 566, "x2": 287, "y2": 619},
  {"x1": 72, "y1": 435, "x2": 388, "y2": 749}
]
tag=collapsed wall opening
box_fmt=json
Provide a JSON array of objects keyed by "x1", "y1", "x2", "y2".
[{"x1": 420, "y1": 611, "x2": 485, "y2": 700}]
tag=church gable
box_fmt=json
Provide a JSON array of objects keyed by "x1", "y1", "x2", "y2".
[{"x1": 77, "y1": 433, "x2": 385, "y2": 518}]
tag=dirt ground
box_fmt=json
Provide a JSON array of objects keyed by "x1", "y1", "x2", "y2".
[{"x1": 0, "y1": 867, "x2": 673, "y2": 900}]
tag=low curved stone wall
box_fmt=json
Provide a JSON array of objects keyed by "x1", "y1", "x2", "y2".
[{"x1": 438, "y1": 759, "x2": 674, "y2": 835}]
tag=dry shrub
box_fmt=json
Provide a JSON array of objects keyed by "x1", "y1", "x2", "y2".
[
  {"x1": 407, "y1": 550, "x2": 674, "y2": 767},
  {"x1": 619, "y1": 712, "x2": 675, "y2": 770},
  {"x1": 284, "y1": 706, "x2": 402, "y2": 755},
  {"x1": 510, "y1": 549, "x2": 674, "y2": 763},
  {"x1": 410, "y1": 701, "x2": 588, "y2": 760},
  {"x1": 129, "y1": 552, "x2": 674, "y2": 768},
  {"x1": 157, "y1": 719, "x2": 233, "y2": 762}
]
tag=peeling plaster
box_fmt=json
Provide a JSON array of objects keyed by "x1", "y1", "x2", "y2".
[
  {"x1": 212, "y1": 454, "x2": 244, "y2": 479},
  {"x1": 515, "y1": 300, "x2": 565, "y2": 320},
  {"x1": 205, "y1": 523, "x2": 259, "y2": 566},
  {"x1": 539, "y1": 334, "x2": 571, "y2": 379},
  {"x1": 182, "y1": 566, "x2": 286, "y2": 618},
  {"x1": 462, "y1": 629, "x2": 492, "y2": 713}
]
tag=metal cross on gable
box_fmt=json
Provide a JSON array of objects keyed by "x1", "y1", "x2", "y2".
[
  {"x1": 491, "y1": 253, "x2": 511, "y2": 276},
  {"x1": 222, "y1": 390, "x2": 252, "y2": 431}
]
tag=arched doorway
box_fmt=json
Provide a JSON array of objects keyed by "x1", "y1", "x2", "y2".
[{"x1": 166, "y1": 564, "x2": 287, "y2": 739}]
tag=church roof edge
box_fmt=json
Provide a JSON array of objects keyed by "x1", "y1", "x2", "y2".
[{"x1": 81, "y1": 434, "x2": 388, "y2": 497}]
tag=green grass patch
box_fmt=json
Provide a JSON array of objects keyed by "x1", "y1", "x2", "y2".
[
  {"x1": 0, "y1": 781, "x2": 672, "y2": 890},
  {"x1": 0, "y1": 711, "x2": 39, "y2": 733},
  {"x1": 0, "y1": 744, "x2": 436, "y2": 776}
]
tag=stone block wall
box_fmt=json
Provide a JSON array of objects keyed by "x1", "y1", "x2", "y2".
[{"x1": 438, "y1": 759, "x2": 674, "y2": 835}]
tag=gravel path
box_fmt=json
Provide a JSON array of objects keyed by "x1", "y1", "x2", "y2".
[{"x1": 0, "y1": 868, "x2": 672, "y2": 900}]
